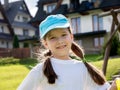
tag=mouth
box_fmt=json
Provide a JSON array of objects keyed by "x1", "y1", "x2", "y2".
[{"x1": 56, "y1": 45, "x2": 67, "y2": 49}]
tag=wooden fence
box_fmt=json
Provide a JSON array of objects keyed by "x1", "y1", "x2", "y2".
[{"x1": 0, "y1": 48, "x2": 30, "y2": 59}]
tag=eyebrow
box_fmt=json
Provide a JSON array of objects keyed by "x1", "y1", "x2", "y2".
[{"x1": 48, "y1": 31, "x2": 67, "y2": 37}]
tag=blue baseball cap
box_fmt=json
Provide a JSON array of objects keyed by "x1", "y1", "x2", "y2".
[{"x1": 39, "y1": 14, "x2": 70, "y2": 38}]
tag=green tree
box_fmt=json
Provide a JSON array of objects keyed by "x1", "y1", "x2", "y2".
[
  {"x1": 102, "y1": 32, "x2": 120, "y2": 56},
  {"x1": 13, "y1": 35, "x2": 19, "y2": 48},
  {"x1": 23, "y1": 42, "x2": 29, "y2": 48},
  {"x1": 110, "y1": 33, "x2": 119, "y2": 56}
]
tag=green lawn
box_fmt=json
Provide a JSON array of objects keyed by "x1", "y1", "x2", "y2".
[
  {"x1": 0, "y1": 57, "x2": 120, "y2": 90},
  {"x1": 92, "y1": 58, "x2": 120, "y2": 80},
  {"x1": 0, "y1": 65, "x2": 29, "y2": 90}
]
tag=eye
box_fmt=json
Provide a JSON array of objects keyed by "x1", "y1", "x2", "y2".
[
  {"x1": 62, "y1": 34, "x2": 67, "y2": 37},
  {"x1": 49, "y1": 36, "x2": 56, "y2": 40}
]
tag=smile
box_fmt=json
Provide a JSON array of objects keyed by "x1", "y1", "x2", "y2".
[{"x1": 56, "y1": 45, "x2": 67, "y2": 49}]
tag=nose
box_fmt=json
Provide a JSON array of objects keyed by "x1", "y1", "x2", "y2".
[{"x1": 57, "y1": 37, "x2": 64, "y2": 44}]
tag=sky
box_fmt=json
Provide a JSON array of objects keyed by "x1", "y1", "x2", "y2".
[{"x1": 1, "y1": 0, "x2": 39, "y2": 17}]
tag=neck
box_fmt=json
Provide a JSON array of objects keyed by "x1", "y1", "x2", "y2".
[{"x1": 52, "y1": 55, "x2": 72, "y2": 60}]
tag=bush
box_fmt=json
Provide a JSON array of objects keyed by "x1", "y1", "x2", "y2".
[
  {"x1": 0, "y1": 57, "x2": 38, "y2": 65},
  {"x1": 23, "y1": 43, "x2": 29, "y2": 48},
  {"x1": 110, "y1": 33, "x2": 119, "y2": 56},
  {"x1": 102, "y1": 32, "x2": 120, "y2": 56},
  {"x1": 0, "y1": 57, "x2": 20, "y2": 65},
  {"x1": 19, "y1": 58, "x2": 38, "y2": 65},
  {"x1": 117, "y1": 44, "x2": 120, "y2": 55}
]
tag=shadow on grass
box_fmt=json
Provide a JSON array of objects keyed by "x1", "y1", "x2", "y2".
[
  {"x1": 0, "y1": 57, "x2": 39, "y2": 70},
  {"x1": 19, "y1": 58, "x2": 38, "y2": 70},
  {"x1": 84, "y1": 54, "x2": 103, "y2": 62}
]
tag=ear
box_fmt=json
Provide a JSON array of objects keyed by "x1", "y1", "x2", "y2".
[
  {"x1": 42, "y1": 40, "x2": 49, "y2": 49},
  {"x1": 70, "y1": 34, "x2": 74, "y2": 42}
]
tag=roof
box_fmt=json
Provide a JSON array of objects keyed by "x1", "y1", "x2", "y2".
[
  {"x1": 74, "y1": 30, "x2": 106, "y2": 39},
  {"x1": 12, "y1": 21, "x2": 37, "y2": 30},
  {"x1": 38, "y1": 0, "x2": 58, "y2": 4},
  {"x1": 31, "y1": 0, "x2": 120, "y2": 25},
  {"x1": 0, "y1": 19, "x2": 7, "y2": 23},
  {"x1": 100, "y1": 0, "x2": 120, "y2": 8},
  {"x1": 0, "y1": 33, "x2": 13, "y2": 40},
  {"x1": 4, "y1": 0, "x2": 32, "y2": 24}
]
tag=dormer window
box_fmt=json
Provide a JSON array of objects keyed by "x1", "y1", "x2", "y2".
[
  {"x1": 19, "y1": 5, "x2": 26, "y2": 11},
  {"x1": 20, "y1": 6, "x2": 23, "y2": 10},
  {"x1": 23, "y1": 17, "x2": 28, "y2": 22},
  {"x1": 46, "y1": 3, "x2": 56, "y2": 13}
]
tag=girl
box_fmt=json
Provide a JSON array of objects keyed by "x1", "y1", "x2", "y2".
[{"x1": 17, "y1": 14, "x2": 117, "y2": 90}]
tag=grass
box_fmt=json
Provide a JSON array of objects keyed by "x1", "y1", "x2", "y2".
[
  {"x1": 84, "y1": 54, "x2": 103, "y2": 62},
  {"x1": 0, "y1": 65, "x2": 29, "y2": 90},
  {"x1": 92, "y1": 58, "x2": 120, "y2": 80},
  {"x1": 0, "y1": 55, "x2": 120, "y2": 90}
]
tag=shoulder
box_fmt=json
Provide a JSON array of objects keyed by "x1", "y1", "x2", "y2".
[
  {"x1": 72, "y1": 59, "x2": 86, "y2": 67},
  {"x1": 32, "y1": 62, "x2": 44, "y2": 71},
  {"x1": 29, "y1": 62, "x2": 44, "y2": 76},
  {"x1": 72, "y1": 59, "x2": 88, "y2": 71}
]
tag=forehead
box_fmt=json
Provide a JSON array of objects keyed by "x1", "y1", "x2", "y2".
[{"x1": 47, "y1": 28, "x2": 69, "y2": 35}]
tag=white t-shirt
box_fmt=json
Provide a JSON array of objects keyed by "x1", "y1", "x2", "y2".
[{"x1": 17, "y1": 58, "x2": 110, "y2": 90}]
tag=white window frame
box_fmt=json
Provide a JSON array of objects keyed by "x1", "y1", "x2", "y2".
[{"x1": 71, "y1": 17, "x2": 81, "y2": 34}]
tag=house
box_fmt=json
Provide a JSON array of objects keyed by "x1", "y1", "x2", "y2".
[
  {"x1": 31, "y1": 0, "x2": 120, "y2": 54},
  {"x1": 0, "y1": 0, "x2": 37, "y2": 49},
  {"x1": 0, "y1": 1, "x2": 14, "y2": 48}
]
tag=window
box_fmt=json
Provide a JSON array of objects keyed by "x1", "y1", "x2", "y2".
[
  {"x1": 0, "y1": 26, "x2": 4, "y2": 33},
  {"x1": 99, "y1": 17, "x2": 103, "y2": 30},
  {"x1": 23, "y1": 29, "x2": 29, "y2": 36},
  {"x1": 93, "y1": 15, "x2": 98, "y2": 31},
  {"x1": 100, "y1": 37, "x2": 104, "y2": 46},
  {"x1": 70, "y1": 0, "x2": 80, "y2": 9},
  {"x1": 94, "y1": 37, "x2": 104, "y2": 47},
  {"x1": 1, "y1": 41, "x2": 4, "y2": 45},
  {"x1": 71, "y1": 17, "x2": 81, "y2": 34},
  {"x1": 94, "y1": 38, "x2": 99, "y2": 47},
  {"x1": 76, "y1": 40, "x2": 82, "y2": 46},
  {"x1": 20, "y1": 5, "x2": 26, "y2": 11},
  {"x1": 23, "y1": 17, "x2": 28, "y2": 22},
  {"x1": 6, "y1": 41, "x2": 9, "y2": 48},
  {"x1": 91, "y1": 0, "x2": 102, "y2": 2},
  {"x1": 20, "y1": 6, "x2": 23, "y2": 10},
  {"x1": 17, "y1": 16, "x2": 20, "y2": 20},
  {"x1": 47, "y1": 3, "x2": 56, "y2": 13},
  {"x1": 93, "y1": 15, "x2": 103, "y2": 31}
]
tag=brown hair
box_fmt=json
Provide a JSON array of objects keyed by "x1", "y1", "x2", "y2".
[
  {"x1": 42, "y1": 41, "x2": 106, "y2": 85},
  {"x1": 42, "y1": 27, "x2": 106, "y2": 85}
]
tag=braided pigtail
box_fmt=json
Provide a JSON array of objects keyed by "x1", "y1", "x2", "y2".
[
  {"x1": 71, "y1": 42, "x2": 84, "y2": 59},
  {"x1": 43, "y1": 50, "x2": 58, "y2": 84},
  {"x1": 71, "y1": 42, "x2": 106, "y2": 85}
]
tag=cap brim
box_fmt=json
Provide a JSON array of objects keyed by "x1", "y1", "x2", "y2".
[{"x1": 41, "y1": 22, "x2": 70, "y2": 38}]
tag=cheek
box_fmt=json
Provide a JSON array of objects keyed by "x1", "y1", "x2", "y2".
[
  {"x1": 66, "y1": 36, "x2": 73, "y2": 42},
  {"x1": 47, "y1": 41, "x2": 56, "y2": 49}
]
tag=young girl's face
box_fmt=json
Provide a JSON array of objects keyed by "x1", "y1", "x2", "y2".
[{"x1": 43, "y1": 28, "x2": 73, "y2": 60}]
